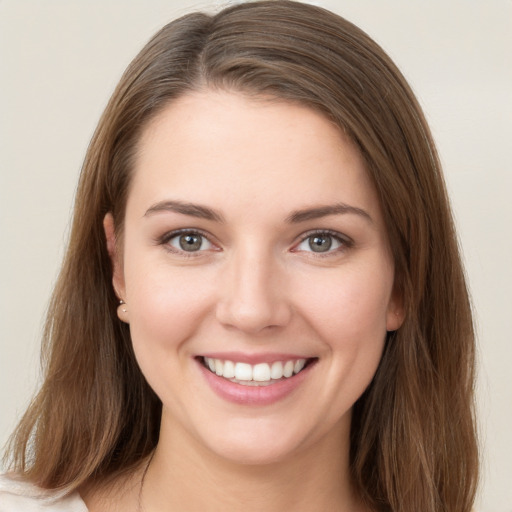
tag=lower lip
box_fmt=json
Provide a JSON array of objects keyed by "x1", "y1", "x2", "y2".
[{"x1": 197, "y1": 360, "x2": 314, "y2": 406}]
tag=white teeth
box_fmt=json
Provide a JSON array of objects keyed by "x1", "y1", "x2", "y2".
[
  {"x1": 203, "y1": 357, "x2": 308, "y2": 383},
  {"x1": 270, "y1": 361, "x2": 284, "y2": 379},
  {"x1": 294, "y1": 359, "x2": 306, "y2": 374},
  {"x1": 223, "y1": 360, "x2": 235, "y2": 379},
  {"x1": 253, "y1": 363, "x2": 271, "y2": 382},
  {"x1": 283, "y1": 360, "x2": 294, "y2": 378},
  {"x1": 234, "y1": 362, "x2": 252, "y2": 381}
]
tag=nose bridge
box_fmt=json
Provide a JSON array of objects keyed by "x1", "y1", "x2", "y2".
[{"x1": 216, "y1": 241, "x2": 291, "y2": 333}]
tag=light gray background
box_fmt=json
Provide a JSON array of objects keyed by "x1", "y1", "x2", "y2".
[{"x1": 1, "y1": 1, "x2": 511, "y2": 510}]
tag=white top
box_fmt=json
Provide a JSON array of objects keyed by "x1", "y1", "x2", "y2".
[{"x1": 0, "y1": 474, "x2": 88, "y2": 511}]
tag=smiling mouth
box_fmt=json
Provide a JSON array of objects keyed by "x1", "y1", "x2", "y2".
[{"x1": 200, "y1": 356, "x2": 316, "y2": 386}]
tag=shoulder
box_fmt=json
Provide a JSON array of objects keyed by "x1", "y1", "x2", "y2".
[{"x1": 0, "y1": 473, "x2": 88, "y2": 511}]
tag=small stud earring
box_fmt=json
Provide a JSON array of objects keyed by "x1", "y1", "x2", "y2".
[{"x1": 118, "y1": 299, "x2": 127, "y2": 315}]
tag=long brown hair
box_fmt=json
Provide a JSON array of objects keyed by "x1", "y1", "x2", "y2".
[{"x1": 5, "y1": 1, "x2": 478, "y2": 510}]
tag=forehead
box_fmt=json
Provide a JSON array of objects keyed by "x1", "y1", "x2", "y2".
[{"x1": 129, "y1": 90, "x2": 380, "y2": 220}]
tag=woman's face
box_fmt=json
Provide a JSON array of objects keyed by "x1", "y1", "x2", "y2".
[{"x1": 107, "y1": 90, "x2": 403, "y2": 465}]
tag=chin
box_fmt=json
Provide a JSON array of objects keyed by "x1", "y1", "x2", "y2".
[
  {"x1": 205, "y1": 432, "x2": 304, "y2": 466},
  {"x1": 190, "y1": 411, "x2": 346, "y2": 468}
]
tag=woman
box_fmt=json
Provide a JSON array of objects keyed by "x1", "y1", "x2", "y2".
[{"x1": 1, "y1": 1, "x2": 478, "y2": 511}]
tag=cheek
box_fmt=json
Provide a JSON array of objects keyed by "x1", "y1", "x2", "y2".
[
  {"x1": 124, "y1": 262, "x2": 218, "y2": 408},
  {"x1": 297, "y1": 264, "x2": 393, "y2": 345},
  {"x1": 300, "y1": 266, "x2": 392, "y2": 407},
  {"x1": 125, "y1": 259, "x2": 216, "y2": 354}
]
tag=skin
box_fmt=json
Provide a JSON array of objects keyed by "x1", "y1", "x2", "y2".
[{"x1": 92, "y1": 90, "x2": 403, "y2": 512}]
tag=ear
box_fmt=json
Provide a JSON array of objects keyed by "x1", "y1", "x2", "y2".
[
  {"x1": 103, "y1": 213, "x2": 126, "y2": 302},
  {"x1": 386, "y1": 286, "x2": 405, "y2": 332}
]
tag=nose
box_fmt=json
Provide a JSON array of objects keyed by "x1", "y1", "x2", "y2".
[{"x1": 215, "y1": 247, "x2": 292, "y2": 334}]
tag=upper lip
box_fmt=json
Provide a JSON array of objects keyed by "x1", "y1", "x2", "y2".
[{"x1": 197, "y1": 352, "x2": 316, "y2": 365}]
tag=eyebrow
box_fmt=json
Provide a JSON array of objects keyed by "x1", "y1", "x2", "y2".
[
  {"x1": 144, "y1": 199, "x2": 372, "y2": 224},
  {"x1": 144, "y1": 200, "x2": 225, "y2": 222},
  {"x1": 285, "y1": 203, "x2": 373, "y2": 224}
]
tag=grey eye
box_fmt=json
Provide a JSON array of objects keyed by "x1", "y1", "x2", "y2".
[
  {"x1": 179, "y1": 234, "x2": 203, "y2": 251},
  {"x1": 295, "y1": 233, "x2": 344, "y2": 254},
  {"x1": 167, "y1": 232, "x2": 213, "y2": 252},
  {"x1": 308, "y1": 234, "x2": 333, "y2": 252}
]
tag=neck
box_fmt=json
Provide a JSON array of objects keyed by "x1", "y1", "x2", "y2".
[{"x1": 142, "y1": 412, "x2": 363, "y2": 512}]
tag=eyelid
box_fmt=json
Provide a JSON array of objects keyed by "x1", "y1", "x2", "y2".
[
  {"x1": 291, "y1": 229, "x2": 353, "y2": 254},
  {"x1": 156, "y1": 228, "x2": 352, "y2": 257},
  {"x1": 157, "y1": 228, "x2": 220, "y2": 255}
]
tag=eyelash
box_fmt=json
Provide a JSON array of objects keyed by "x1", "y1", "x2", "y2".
[
  {"x1": 293, "y1": 229, "x2": 353, "y2": 256},
  {"x1": 157, "y1": 228, "x2": 353, "y2": 257},
  {"x1": 158, "y1": 228, "x2": 218, "y2": 257}
]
